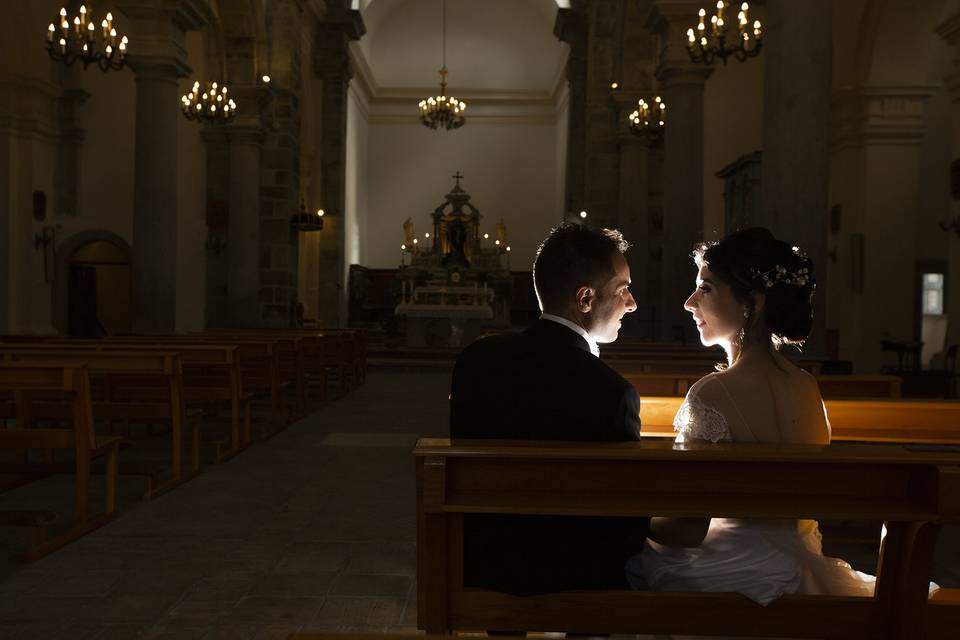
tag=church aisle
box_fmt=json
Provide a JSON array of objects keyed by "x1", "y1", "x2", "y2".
[{"x1": 0, "y1": 370, "x2": 450, "y2": 639}]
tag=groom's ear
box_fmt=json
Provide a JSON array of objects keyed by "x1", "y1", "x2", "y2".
[{"x1": 576, "y1": 286, "x2": 595, "y2": 313}]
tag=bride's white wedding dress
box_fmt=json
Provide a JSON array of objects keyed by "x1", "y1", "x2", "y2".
[{"x1": 625, "y1": 374, "x2": 880, "y2": 605}]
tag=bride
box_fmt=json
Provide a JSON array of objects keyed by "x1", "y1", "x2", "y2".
[{"x1": 626, "y1": 227, "x2": 881, "y2": 604}]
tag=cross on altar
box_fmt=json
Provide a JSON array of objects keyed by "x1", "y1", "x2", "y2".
[{"x1": 452, "y1": 171, "x2": 464, "y2": 187}]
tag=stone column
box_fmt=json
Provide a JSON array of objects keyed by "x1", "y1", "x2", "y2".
[
  {"x1": 937, "y1": 13, "x2": 960, "y2": 354},
  {"x1": 129, "y1": 59, "x2": 185, "y2": 333},
  {"x1": 554, "y1": 7, "x2": 589, "y2": 218},
  {"x1": 760, "y1": 0, "x2": 831, "y2": 354},
  {"x1": 54, "y1": 88, "x2": 89, "y2": 218},
  {"x1": 647, "y1": 1, "x2": 712, "y2": 344},
  {"x1": 830, "y1": 88, "x2": 933, "y2": 372},
  {"x1": 614, "y1": 92, "x2": 653, "y2": 337},
  {"x1": 201, "y1": 127, "x2": 229, "y2": 328},
  {"x1": 313, "y1": 7, "x2": 364, "y2": 327},
  {"x1": 120, "y1": 0, "x2": 208, "y2": 333},
  {"x1": 225, "y1": 121, "x2": 264, "y2": 327}
]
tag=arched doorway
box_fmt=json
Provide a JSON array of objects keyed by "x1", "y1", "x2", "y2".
[{"x1": 55, "y1": 235, "x2": 132, "y2": 337}]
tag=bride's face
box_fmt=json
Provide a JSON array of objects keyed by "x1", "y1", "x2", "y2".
[{"x1": 684, "y1": 264, "x2": 747, "y2": 347}]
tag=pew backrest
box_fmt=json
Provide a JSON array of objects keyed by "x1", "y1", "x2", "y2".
[{"x1": 415, "y1": 437, "x2": 960, "y2": 638}]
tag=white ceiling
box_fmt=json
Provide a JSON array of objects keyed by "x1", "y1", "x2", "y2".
[{"x1": 354, "y1": 0, "x2": 569, "y2": 94}]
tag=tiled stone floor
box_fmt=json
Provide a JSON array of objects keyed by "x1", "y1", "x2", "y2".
[
  {"x1": 0, "y1": 370, "x2": 449, "y2": 639},
  {"x1": 0, "y1": 368, "x2": 957, "y2": 640}
]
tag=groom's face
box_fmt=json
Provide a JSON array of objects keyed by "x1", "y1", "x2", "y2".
[{"x1": 586, "y1": 253, "x2": 637, "y2": 343}]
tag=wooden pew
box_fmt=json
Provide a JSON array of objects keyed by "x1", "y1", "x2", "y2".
[
  {"x1": 40, "y1": 341, "x2": 251, "y2": 461},
  {"x1": 202, "y1": 327, "x2": 367, "y2": 399},
  {"x1": 0, "y1": 363, "x2": 120, "y2": 559},
  {"x1": 638, "y1": 396, "x2": 960, "y2": 444},
  {"x1": 46, "y1": 336, "x2": 287, "y2": 437},
  {"x1": 415, "y1": 438, "x2": 960, "y2": 638},
  {"x1": 621, "y1": 372, "x2": 903, "y2": 399},
  {"x1": 0, "y1": 349, "x2": 200, "y2": 497}
]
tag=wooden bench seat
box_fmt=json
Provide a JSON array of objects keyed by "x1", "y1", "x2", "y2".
[
  {"x1": 415, "y1": 438, "x2": 960, "y2": 638},
  {"x1": 0, "y1": 349, "x2": 199, "y2": 497},
  {"x1": 0, "y1": 363, "x2": 120, "y2": 559},
  {"x1": 638, "y1": 396, "x2": 960, "y2": 444},
  {"x1": 203, "y1": 327, "x2": 367, "y2": 398},
  {"x1": 41, "y1": 341, "x2": 251, "y2": 461},
  {"x1": 52, "y1": 336, "x2": 287, "y2": 438}
]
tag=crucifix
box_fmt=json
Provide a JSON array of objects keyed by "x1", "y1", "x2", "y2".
[{"x1": 452, "y1": 171, "x2": 464, "y2": 188}]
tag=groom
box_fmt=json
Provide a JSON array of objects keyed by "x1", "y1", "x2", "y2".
[{"x1": 450, "y1": 223, "x2": 647, "y2": 595}]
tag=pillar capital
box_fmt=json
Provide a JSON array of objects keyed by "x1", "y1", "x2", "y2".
[
  {"x1": 647, "y1": 0, "x2": 715, "y2": 76},
  {"x1": 116, "y1": 0, "x2": 210, "y2": 79},
  {"x1": 554, "y1": 7, "x2": 588, "y2": 46},
  {"x1": 223, "y1": 85, "x2": 270, "y2": 131},
  {"x1": 224, "y1": 124, "x2": 264, "y2": 146},
  {"x1": 127, "y1": 55, "x2": 191, "y2": 80},
  {"x1": 313, "y1": 8, "x2": 365, "y2": 81},
  {"x1": 831, "y1": 86, "x2": 937, "y2": 150}
]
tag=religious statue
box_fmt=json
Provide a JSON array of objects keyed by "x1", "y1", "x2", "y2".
[
  {"x1": 496, "y1": 218, "x2": 507, "y2": 245},
  {"x1": 445, "y1": 216, "x2": 469, "y2": 267},
  {"x1": 403, "y1": 217, "x2": 416, "y2": 245}
]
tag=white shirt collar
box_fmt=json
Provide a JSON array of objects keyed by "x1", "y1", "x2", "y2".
[{"x1": 540, "y1": 313, "x2": 600, "y2": 358}]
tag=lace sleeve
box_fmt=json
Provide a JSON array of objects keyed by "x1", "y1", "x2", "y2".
[{"x1": 673, "y1": 392, "x2": 732, "y2": 443}]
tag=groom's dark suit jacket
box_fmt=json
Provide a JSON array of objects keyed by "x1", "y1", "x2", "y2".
[{"x1": 449, "y1": 319, "x2": 648, "y2": 595}]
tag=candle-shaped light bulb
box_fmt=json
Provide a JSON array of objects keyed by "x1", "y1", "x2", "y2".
[
  {"x1": 212, "y1": 82, "x2": 218, "y2": 89},
  {"x1": 47, "y1": 24, "x2": 55, "y2": 41},
  {"x1": 317, "y1": 209, "x2": 325, "y2": 217},
  {"x1": 579, "y1": 210, "x2": 588, "y2": 219},
  {"x1": 506, "y1": 246, "x2": 511, "y2": 252},
  {"x1": 495, "y1": 240, "x2": 501, "y2": 246},
  {"x1": 109, "y1": 27, "x2": 116, "y2": 37},
  {"x1": 60, "y1": 8, "x2": 67, "y2": 17},
  {"x1": 106, "y1": 12, "x2": 113, "y2": 22},
  {"x1": 401, "y1": 244, "x2": 406, "y2": 251},
  {"x1": 413, "y1": 238, "x2": 418, "y2": 244},
  {"x1": 425, "y1": 233, "x2": 430, "y2": 238},
  {"x1": 483, "y1": 233, "x2": 489, "y2": 239}
]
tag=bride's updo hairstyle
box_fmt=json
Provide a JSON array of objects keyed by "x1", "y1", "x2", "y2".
[{"x1": 693, "y1": 227, "x2": 816, "y2": 348}]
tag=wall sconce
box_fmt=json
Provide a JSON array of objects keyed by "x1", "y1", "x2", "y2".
[
  {"x1": 291, "y1": 201, "x2": 324, "y2": 232},
  {"x1": 35, "y1": 225, "x2": 58, "y2": 284}
]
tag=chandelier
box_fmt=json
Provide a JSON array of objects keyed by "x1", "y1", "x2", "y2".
[
  {"x1": 418, "y1": 0, "x2": 466, "y2": 131},
  {"x1": 181, "y1": 81, "x2": 237, "y2": 123},
  {"x1": 686, "y1": 1, "x2": 762, "y2": 66},
  {"x1": 628, "y1": 96, "x2": 666, "y2": 142},
  {"x1": 46, "y1": 5, "x2": 128, "y2": 71}
]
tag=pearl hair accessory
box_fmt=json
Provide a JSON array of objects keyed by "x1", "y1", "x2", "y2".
[{"x1": 749, "y1": 246, "x2": 811, "y2": 288}]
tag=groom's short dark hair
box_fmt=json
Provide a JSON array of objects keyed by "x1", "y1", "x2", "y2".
[{"x1": 533, "y1": 223, "x2": 630, "y2": 311}]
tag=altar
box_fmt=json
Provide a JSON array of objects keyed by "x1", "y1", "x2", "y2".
[{"x1": 395, "y1": 174, "x2": 513, "y2": 348}]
